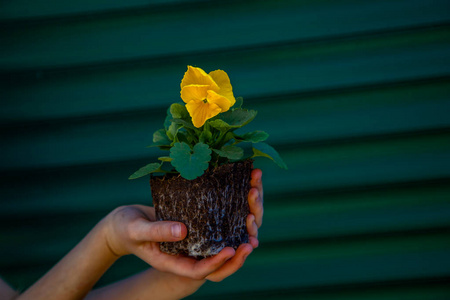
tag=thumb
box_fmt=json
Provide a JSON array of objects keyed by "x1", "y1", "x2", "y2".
[{"x1": 132, "y1": 219, "x2": 188, "y2": 242}]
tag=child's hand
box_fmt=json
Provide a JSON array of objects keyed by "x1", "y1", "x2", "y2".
[
  {"x1": 103, "y1": 205, "x2": 236, "y2": 280},
  {"x1": 248, "y1": 168, "x2": 263, "y2": 247},
  {"x1": 103, "y1": 169, "x2": 264, "y2": 282}
]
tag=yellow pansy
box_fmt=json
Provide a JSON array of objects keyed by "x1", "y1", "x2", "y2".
[{"x1": 180, "y1": 66, "x2": 236, "y2": 128}]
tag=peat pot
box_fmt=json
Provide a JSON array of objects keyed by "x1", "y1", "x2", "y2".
[{"x1": 150, "y1": 160, "x2": 253, "y2": 258}]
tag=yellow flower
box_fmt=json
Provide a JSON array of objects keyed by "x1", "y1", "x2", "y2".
[{"x1": 180, "y1": 66, "x2": 236, "y2": 128}]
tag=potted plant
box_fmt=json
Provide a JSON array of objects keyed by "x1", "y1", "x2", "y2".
[{"x1": 130, "y1": 66, "x2": 286, "y2": 258}]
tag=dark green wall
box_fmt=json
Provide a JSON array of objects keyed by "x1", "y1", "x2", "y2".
[{"x1": 1, "y1": 0, "x2": 450, "y2": 298}]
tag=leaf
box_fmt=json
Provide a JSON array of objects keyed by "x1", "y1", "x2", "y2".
[
  {"x1": 154, "y1": 145, "x2": 172, "y2": 151},
  {"x1": 214, "y1": 145, "x2": 244, "y2": 160},
  {"x1": 220, "y1": 109, "x2": 257, "y2": 129},
  {"x1": 199, "y1": 129, "x2": 213, "y2": 143},
  {"x1": 238, "y1": 130, "x2": 269, "y2": 143},
  {"x1": 209, "y1": 119, "x2": 232, "y2": 132},
  {"x1": 164, "y1": 107, "x2": 172, "y2": 131},
  {"x1": 212, "y1": 131, "x2": 235, "y2": 149},
  {"x1": 152, "y1": 129, "x2": 171, "y2": 146},
  {"x1": 233, "y1": 97, "x2": 244, "y2": 109},
  {"x1": 170, "y1": 103, "x2": 190, "y2": 120},
  {"x1": 172, "y1": 118, "x2": 199, "y2": 131},
  {"x1": 158, "y1": 156, "x2": 172, "y2": 162},
  {"x1": 170, "y1": 142, "x2": 212, "y2": 180},
  {"x1": 252, "y1": 142, "x2": 287, "y2": 169},
  {"x1": 128, "y1": 163, "x2": 162, "y2": 179},
  {"x1": 177, "y1": 131, "x2": 191, "y2": 144},
  {"x1": 167, "y1": 122, "x2": 181, "y2": 141},
  {"x1": 222, "y1": 132, "x2": 236, "y2": 146}
]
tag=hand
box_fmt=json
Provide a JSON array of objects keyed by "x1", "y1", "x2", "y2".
[
  {"x1": 103, "y1": 169, "x2": 264, "y2": 282},
  {"x1": 247, "y1": 168, "x2": 263, "y2": 248},
  {"x1": 104, "y1": 205, "x2": 235, "y2": 280}
]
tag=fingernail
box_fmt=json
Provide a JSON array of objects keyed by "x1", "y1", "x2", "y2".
[
  {"x1": 248, "y1": 214, "x2": 255, "y2": 223},
  {"x1": 171, "y1": 224, "x2": 181, "y2": 238}
]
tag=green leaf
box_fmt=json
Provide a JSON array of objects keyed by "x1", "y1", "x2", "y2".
[
  {"x1": 152, "y1": 129, "x2": 171, "y2": 146},
  {"x1": 177, "y1": 131, "x2": 191, "y2": 144},
  {"x1": 233, "y1": 97, "x2": 244, "y2": 109},
  {"x1": 128, "y1": 163, "x2": 162, "y2": 179},
  {"x1": 164, "y1": 107, "x2": 172, "y2": 131},
  {"x1": 200, "y1": 129, "x2": 213, "y2": 143},
  {"x1": 154, "y1": 145, "x2": 171, "y2": 151},
  {"x1": 252, "y1": 143, "x2": 287, "y2": 169},
  {"x1": 170, "y1": 103, "x2": 190, "y2": 120},
  {"x1": 212, "y1": 131, "x2": 235, "y2": 149},
  {"x1": 220, "y1": 109, "x2": 257, "y2": 129},
  {"x1": 209, "y1": 119, "x2": 232, "y2": 132},
  {"x1": 222, "y1": 132, "x2": 236, "y2": 146},
  {"x1": 167, "y1": 122, "x2": 182, "y2": 141},
  {"x1": 214, "y1": 145, "x2": 244, "y2": 160},
  {"x1": 170, "y1": 142, "x2": 212, "y2": 180},
  {"x1": 158, "y1": 156, "x2": 172, "y2": 162},
  {"x1": 239, "y1": 130, "x2": 269, "y2": 143},
  {"x1": 172, "y1": 118, "x2": 199, "y2": 131}
]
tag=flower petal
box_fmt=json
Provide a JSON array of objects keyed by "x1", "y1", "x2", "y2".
[
  {"x1": 180, "y1": 66, "x2": 219, "y2": 90},
  {"x1": 206, "y1": 90, "x2": 232, "y2": 112},
  {"x1": 180, "y1": 85, "x2": 209, "y2": 104},
  {"x1": 186, "y1": 100, "x2": 222, "y2": 128},
  {"x1": 209, "y1": 69, "x2": 236, "y2": 107}
]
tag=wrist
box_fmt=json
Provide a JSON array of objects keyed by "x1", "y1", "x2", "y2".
[
  {"x1": 98, "y1": 215, "x2": 122, "y2": 260},
  {"x1": 153, "y1": 269, "x2": 206, "y2": 297}
]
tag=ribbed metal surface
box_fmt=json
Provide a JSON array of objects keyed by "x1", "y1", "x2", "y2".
[{"x1": 1, "y1": 0, "x2": 449, "y2": 298}]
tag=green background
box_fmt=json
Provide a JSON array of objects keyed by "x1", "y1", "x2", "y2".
[{"x1": 1, "y1": 0, "x2": 450, "y2": 298}]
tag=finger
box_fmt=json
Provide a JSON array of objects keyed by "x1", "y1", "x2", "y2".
[
  {"x1": 129, "y1": 205, "x2": 157, "y2": 221},
  {"x1": 251, "y1": 169, "x2": 263, "y2": 200},
  {"x1": 130, "y1": 219, "x2": 187, "y2": 242},
  {"x1": 191, "y1": 247, "x2": 236, "y2": 279},
  {"x1": 246, "y1": 214, "x2": 258, "y2": 238},
  {"x1": 150, "y1": 247, "x2": 236, "y2": 280},
  {"x1": 249, "y1": 236, "x2": 259, "y2": 249},
  {"x1": 206, "y1": 244, "x2": 253, "y2": 282},
  {"x1": 248, "y1": 188, "x2": 263, "y2": 228}
]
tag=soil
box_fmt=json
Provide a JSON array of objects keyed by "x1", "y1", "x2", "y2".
[{"x1": 150, "y1": 160, "x2": 253, "y2": 258}]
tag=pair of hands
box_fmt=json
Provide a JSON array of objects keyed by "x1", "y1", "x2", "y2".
[{"x1": 104, "y1": 169, "x2": 264, "y2": 282}]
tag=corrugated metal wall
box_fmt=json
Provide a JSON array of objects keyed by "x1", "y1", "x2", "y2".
[{"x1": 1, "y1": 0, "x2": 450, "y2": 298}]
